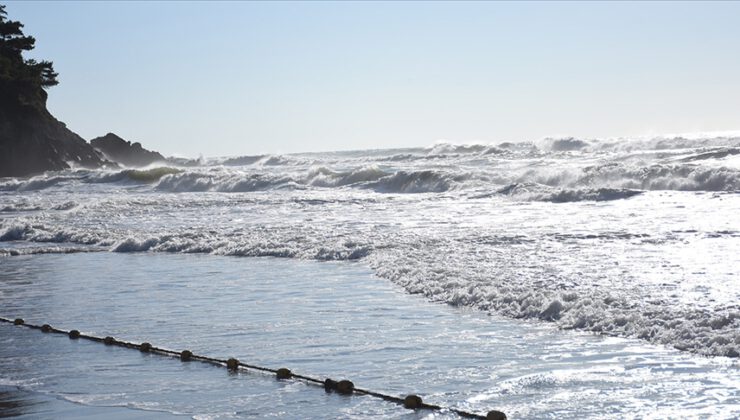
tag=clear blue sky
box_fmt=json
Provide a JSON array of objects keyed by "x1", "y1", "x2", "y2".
[{"x1": 6, "y1": 1, "x2": 740, "y2": 157}]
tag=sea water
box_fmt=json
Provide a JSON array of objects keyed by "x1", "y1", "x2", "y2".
[
  {"x1": 1, "y1": 253, "x2": 738, "y2": 419},
  {"x1": 1, "y1": 135, "x2": 739, "y2": 418}
]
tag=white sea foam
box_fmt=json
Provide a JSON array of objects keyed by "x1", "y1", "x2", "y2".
[{"x1": 2, "y1": 134, "x2": 739, "y2": 358}]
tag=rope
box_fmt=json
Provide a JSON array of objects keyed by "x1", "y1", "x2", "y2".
[{"x1": 0, "y1": 317, "x2": 506, "y2": 420}]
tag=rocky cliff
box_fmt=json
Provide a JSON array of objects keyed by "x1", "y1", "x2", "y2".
[
  {"x1": 90, "y1": 133, "x2": 165, "y2": 167},
  {"x1": 0, "y1": 5, "x2": 111, "y2": 178},
  {"x1": 0, "y1": 91, "x2": 111, "y2": 177}
]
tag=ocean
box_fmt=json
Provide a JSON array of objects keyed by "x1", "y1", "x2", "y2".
[{"x1": 1, "y1": 135, "x2": 739, "y2": 418}]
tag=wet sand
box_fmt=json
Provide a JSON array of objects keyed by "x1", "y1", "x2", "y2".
[{"x1": 0, "y1": 385, "x2": 184, "y2": 419}]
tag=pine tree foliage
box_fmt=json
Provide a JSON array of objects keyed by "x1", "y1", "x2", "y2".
[{"x1": 0, "y1": 4, "x2": 58, "y2": 110}]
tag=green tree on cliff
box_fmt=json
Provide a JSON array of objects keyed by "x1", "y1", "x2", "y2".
[
  {"x1": 0, "y1": 4, "x2": 58, "y2": 110},
  {"x1": 0, "y1": 4, "x2": 108, "y2": 178}
]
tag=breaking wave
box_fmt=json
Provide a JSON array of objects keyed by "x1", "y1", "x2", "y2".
[
  {"x1": 2, "y1": 134, "x2": 740, "y2": 197},
  {"x1": 3, "y1": 132, "x2": 740, "y2": 358},
  {"x1": 522, "y1": 163, "x2": 740, "y2": 192},
  {"x1": 151, "y1": 167, "x2": 466, "y2": 194},
  {"x1": 494, "y1": 183, "x2": 643, "y2": 202},
  {"x1": 427, "y1": 142, "x2": 509, "y2": 156},
  {"x1": 10, "y1": 162, "x2": 733, "y2": 197},
  {"x1": 2, "y1": 217, "x2": 738, "y2": 358}
]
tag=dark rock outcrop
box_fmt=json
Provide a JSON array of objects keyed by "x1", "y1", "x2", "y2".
[
  {"x1": 0, "y1": 5, "x2": 116, "y2": 177},
  {"x1": 90, "y1": 133, "x2": 165, "y2": 167},
  {"x1": 0, "y1": 92, "x2": 111, "y2": 177},
  {"x1": 0, "y1": 5, "x2": 111, "y2": 178}
]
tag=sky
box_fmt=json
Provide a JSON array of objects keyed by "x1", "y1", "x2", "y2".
[{"x1": 6, "y1": 1, "x2": 740, "y2": 158}]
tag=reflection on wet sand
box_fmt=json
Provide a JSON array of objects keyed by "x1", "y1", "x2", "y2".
[
  {"x1": 0, "y1": 385, "x2": 181, "y2": 419},
  {"x1": 0, "y1": 386, "x2": 41, "y2": 418}
]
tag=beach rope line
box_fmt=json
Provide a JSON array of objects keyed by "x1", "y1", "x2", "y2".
[{"x1": 0, "y1": 317, "x2": 507, "y2": 420}]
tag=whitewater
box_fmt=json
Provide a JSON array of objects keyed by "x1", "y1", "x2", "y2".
[
  {"x1": 2, "y1": 134, "x2": 739, "y2": 359},
  {"x1": 2, "y1": 134, "x2": 740, "y2": 418}
]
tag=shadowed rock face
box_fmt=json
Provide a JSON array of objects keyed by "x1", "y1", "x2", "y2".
[
  {"x1": 0, "y1": 93, "x2": 111, "y2": 178},
  {"x1": 90, "y1": 133, "x2": 165, "y2": 167},
  {"x1": 0, "y1": 4, "x2": 114, "y2": 178}
]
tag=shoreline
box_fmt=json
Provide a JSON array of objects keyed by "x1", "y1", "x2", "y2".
[{"x1": 0, "y1": 385, "x2": 185, "y2": 419}]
